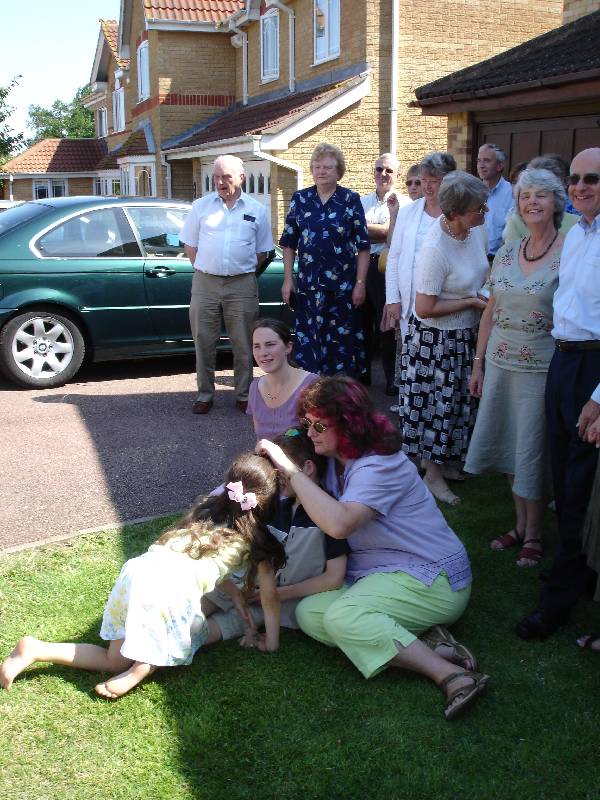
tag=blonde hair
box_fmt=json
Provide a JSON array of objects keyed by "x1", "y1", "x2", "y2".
[{"x1": 310, "y1": 143, "x2": 346, "y2": 180}]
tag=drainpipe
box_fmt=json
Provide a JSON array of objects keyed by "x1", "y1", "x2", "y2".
[
  {"x1": 9, "y1": 173, "x2": 14, "y2": 201},
  {"x1": 229, "y1": 22, "x2": 249, "y2": 106},
  {"x1": 253, "y1": 139, "x2": 303, "y2": 191},
  {"x1": 265, "y1": 1, "x2": 295, "y2": 93},
  {"x1": 390, "y1": 0, "x2": 399, "y2": 156},
  {"x1": 161, "y1": 154, "x2": 172, "y2": 199}
]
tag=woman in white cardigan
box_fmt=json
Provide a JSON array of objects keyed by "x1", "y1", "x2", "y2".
[{"x1": 384, "y1": 152, "x2": 457, "y2": 372}]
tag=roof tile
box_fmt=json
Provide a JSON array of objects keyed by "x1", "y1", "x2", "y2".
[
  {"x1": 100, "y1": 19, "x2": 129, "y2": 69},
  {"x1": 2, "y1": 139, "x2": 107, "y2": 173},
  {"x1": 415, "y1": 9, "x2": 600, "y2": 102},
  {"x1": 143, "y1": 0, "x2": 245, "y2": 23}
]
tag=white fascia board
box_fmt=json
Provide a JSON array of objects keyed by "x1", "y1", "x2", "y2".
[
  {"x1": 146, "y1": 20, "x2": 218, "y2": 32},
  {"x1": 260, "y1": 75, "x2": 371, "y2": 150},
  {"x1": 11, "y1": 172, "x2": 98, "y2": 179},
  {"x1": 164, "y1": 136, "x2": 256, "y2": 160},
  {"x1": 116, "y1": 154, "x2": 159, "y2": 165},
  {"x1": 90, "y1": 28, "x2": 108, "y2": 84},
  {"x1": 82, "y1": 88, "x2": 108, "y2": 109}
]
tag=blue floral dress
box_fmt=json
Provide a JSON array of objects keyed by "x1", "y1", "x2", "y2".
[{"x1": 280, "y1": 185, "x2": 370, "y2": 377}]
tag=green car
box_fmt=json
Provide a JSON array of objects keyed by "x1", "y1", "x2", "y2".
[{"x1": 0, "y1": 196, "x2": 292, "y2": 388}]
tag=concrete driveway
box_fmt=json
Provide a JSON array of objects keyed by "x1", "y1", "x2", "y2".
[{"x1": 0, "y1": 354, "x2": 391, "y2": 551}]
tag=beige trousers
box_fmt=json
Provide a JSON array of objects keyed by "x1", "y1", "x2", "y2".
[{"x1": 189, "y1": 270, "x2": 258, "y2": 403}]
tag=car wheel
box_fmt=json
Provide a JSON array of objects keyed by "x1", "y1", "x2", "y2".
[{"x1": 0, "y1": 309, "x2": 85, "y2": 388}]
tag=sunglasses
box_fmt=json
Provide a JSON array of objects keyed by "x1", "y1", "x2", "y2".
[
  {"x1": 375, "y1": 166, "x2": 395, "y2": 174},
  {"x1": 300, "y1": 417, "x2": 329, "y2": 434},
  {"x1": 406, "y1": 179, "x2": 421, "y2": 186},
  {"x1": 568, "y1": 173, "x2": 600, "y2": 186}
]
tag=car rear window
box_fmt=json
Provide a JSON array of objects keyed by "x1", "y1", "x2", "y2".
[{"x1": 0, "y1": 203, "x2": 50, "y2": 236}]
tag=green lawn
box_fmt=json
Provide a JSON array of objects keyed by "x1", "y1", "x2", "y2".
[{"x1": 1, "y1": 476, "x2": 599, "y2": 800}]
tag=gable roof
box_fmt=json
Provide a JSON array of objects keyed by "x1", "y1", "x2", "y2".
[
  {"x1": 414, "y1": 9, "x2": 600, "y2": 105},
  {"x1": 143, "y1": 0, "x2": 245, "y2": 23},
  {"x1": 2, "y1": 139, "x2": 107, "y2": 174},
  {"x1": 100, "y1": 20, "x2": 129, "y2": 69},
  {"x1": 164, "y1": 75, "x2": 367, "y2": 152}
]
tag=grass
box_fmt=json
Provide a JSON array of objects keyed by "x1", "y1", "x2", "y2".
[{"x1": 1, "y1": 476, "x2": 599, "y2": 800}]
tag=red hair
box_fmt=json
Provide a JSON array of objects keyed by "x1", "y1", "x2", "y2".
[{"x1": 297, "y1": 376, "x2": 401, "y2": 460}]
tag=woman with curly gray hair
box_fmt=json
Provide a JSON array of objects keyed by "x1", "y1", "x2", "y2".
[
  {"x1": 399, "y1": 171, "x2": 489, "y2": 505},
  {"x1": 465, "y1": 168, "x2": 566, "y2": 566}
]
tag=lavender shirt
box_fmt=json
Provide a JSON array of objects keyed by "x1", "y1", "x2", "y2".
[
  {"x1": 247, "y1": 372, "x2": 319, "y2": 440},
  {"x1": 325, "y1": 451, "x2": 472, "y2": 590}
]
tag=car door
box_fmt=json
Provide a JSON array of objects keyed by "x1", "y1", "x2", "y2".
[
  {"x1": 33, "y1": 205, "x2": 152, "y2": 358},
  {"x1": 126, "y1": 204, "x2": 194, "y2": 348}
]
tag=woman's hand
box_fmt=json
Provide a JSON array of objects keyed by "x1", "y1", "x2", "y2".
[
  {"x1": 281, "y1": 276, "x2": 294, "y2": 305},
  {"x1": 352, "y1": 282, "x2": 366, "y2": 308},
  {"x1": 469, "y1": 362, "x2": 484, "y2": 398},
  {"x1": 387, "y1": 193, "x2": 400, "y2": 217},
  {"x1": 256, "y1": 439, "x2": 299, "y2": 479},
  {"x1": 382, "y1": 302, "x2": 401, "y2": 330},
  {"x1": 470, "y1": 296, "x2": 488, "y2": 312}
]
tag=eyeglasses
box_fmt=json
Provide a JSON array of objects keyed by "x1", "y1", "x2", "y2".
[
  {"x1": 406, "y1": 179, "x2": 421, "y2": 187},
  {"x1": 568, "y1": 173, "x2": 600, "y2": 186},
  {"x1": 375, "y1": 166, "x2": 395, "y2": 175},
  {"x1": 300, "y1": 417, "x2": 329, "y2": 434}
]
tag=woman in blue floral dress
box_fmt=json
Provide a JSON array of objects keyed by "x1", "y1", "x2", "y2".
[{"x1": 280, "y1": 143, "x2": 370, "y2": 378}]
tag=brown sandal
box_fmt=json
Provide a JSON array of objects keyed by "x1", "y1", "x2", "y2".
[
  {"x1": 516, "y1": 538, "x2": 543, "y2": 567},
  {"x1": 440, "y1": 670, "x2": 490, "y2": 721},
  {"x1": 490, "y1": 529, "x2": 523, "y2": 551}
]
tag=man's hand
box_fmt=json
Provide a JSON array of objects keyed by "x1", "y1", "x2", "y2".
[
  {"x1": 578, "y1": 399, "x2": 600, "y2": 441},
  {"x1": 585, "y1": 415, "x2": 600, "y2": 447}
]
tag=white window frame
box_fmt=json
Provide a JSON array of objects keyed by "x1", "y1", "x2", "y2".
[
  {"x1": 313, "y1": 0, "x2": 340, "y2": 65},
  {"x1": 33, "y1": 179, "x2": 68, "y2": 200},
  {"x1": 112, "y1": 76, "x2": 125, "y2": 133},
  {"x1": 137, "y1": 40, "x2": 150, "y2": 102},
  {"x1": 97, "y1": 107, "x2": 108, "y2": 138},
  {"x1": 94, "y1": 173, "x2": 121, "y2": 196},
  {"x1": 260, "y1": 9, "x2": 279, "y2": 83},
  {"x1": 118, "y1": 160, "x2": 155, "y2": 198}
]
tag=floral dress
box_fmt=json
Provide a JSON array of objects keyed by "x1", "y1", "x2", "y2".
[{"x1": 279, "y1": 185, "x2": 370, "y2": 377}]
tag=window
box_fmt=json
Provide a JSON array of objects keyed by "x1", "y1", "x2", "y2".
[
  {"x1": 36, "y1": 207, "x2": 140, "y2": 258},
  {"x1": 135, "y1": 166, "x2": 152, "y2": 197},
  {"x1": 112, "y1": 76, "x2": 125, "y2": 132},
  {"x1": 261, "y1": 10, "x2": 279, "y2": 82},
  {"x1": 127, "y1": 206, "x2": 188, "y2": 257},
  {"x1": 97, "y1": 107, "x2": 108, "y2": 138},
  {"x1": 94, "y1": 177, "x2": 121, "y2": 196},
  {"x1": 137, "y1": 41, "x2": 150, "y2": 101},
  {"x1": 314, "y1": 0, "x2": 340, "y2": 63},
  {"x1": 34, "y1": 179, "x2": 67, "y2": 200}
]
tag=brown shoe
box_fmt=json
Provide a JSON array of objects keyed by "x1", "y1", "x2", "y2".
[
  {"x1": 192, "y1": 400, "x2": 213, "y2": 415},
  {"x1": 235, "y1": 400, "x2": 248, "y2": 413}
]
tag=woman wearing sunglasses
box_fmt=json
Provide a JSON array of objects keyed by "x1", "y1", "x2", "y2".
[{"x1": 256, "y1": 375, "x2": 489, "y2": 721}]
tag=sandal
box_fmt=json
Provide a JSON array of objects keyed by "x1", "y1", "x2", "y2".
[
  {"x1": 424, "y1": 477, "x2": 461, "y2": 506},
  {"x1": 516, "y1": 538, "x2": 543, "y2": 567},
  {"x1": 490, "y1": 529, "x2": 523, "y2": 551},
  {"x1": 420, "y1": 625, "x2": 478, "y2": 671},
  {"x1": 440, "y1": 670, "x2": 490, "y2": 721},
  {"x1": 577, "y1": 634, "x2": 600, "y2": 652}
]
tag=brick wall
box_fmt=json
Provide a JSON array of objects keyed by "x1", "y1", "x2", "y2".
[
  {"x1": 447, "y1": 112, "x2": 474, "y2": 170},
  {"x1": 563, "y1": 0, "x2": 600, "y2": 22},
  {"x1": 10, "y1": 180, "x2": 33, "y2": 201},
  {"x1": 170, "y1": 159, "x2": 195, "y2": 201},
  {"x1": 69, "y1": 178, "x2": 95, "y2": 195}
]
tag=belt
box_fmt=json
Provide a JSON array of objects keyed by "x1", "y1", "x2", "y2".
[{"x1": 555, "y1": 339, "x2": 600, "y2": 352}]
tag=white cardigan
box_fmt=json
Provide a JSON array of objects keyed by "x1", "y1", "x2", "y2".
[{"x1": 385, "y1": 197, "x2": 427, "y2": 327}]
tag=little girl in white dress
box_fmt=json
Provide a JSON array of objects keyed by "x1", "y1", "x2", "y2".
[{"x1": 0, "y1": 452, "x2": 285, "y2": 699}]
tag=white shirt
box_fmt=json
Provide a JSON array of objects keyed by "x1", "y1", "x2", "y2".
[
  {"x1": 552, "y1": 215, "x2": 600, "y2": 403},
  {"x1": 361, "y1": 190, "x2": 410, "y2": 255},
  {"x1": 484, "y1": 176, "x2": 513, "y2": 256},
  {"x1": 180, "y1": 191, "x2": 274, "y2": 276}
]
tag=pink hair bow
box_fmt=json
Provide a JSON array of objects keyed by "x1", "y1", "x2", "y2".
[{"x1": 226, "y1": 481, "x2": 258, "y2": 511}]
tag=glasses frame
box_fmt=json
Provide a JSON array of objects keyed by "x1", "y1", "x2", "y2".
[
  {"x1": 375, "y1": 166, "x2": 395, "y2": 175},
  {"x1": 406, "y1": 179, "x2": 421, "y2": 187},
  {"x1": 568, "y1": 172, "x2": 600, "y2": 186},
  {"x1": 300, "y1": 417, "x2": 329, "y2": 434}
]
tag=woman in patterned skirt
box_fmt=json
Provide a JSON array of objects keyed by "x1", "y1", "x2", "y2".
[
  {"x1": 280, "y1": 143, "x2": 370, "y2": 379},
  {"x1": 400, "y1": 172, "x2": 489, "y2": 506},
  {"x1": 465, "y1": 168, "x2": 566, "y2": 566}
]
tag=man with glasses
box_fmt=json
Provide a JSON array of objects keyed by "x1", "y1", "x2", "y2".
[
  {"x1": 360, "y1": 154, "x2": 410, "y2": 393},
  {"x1": 476, "y1": 143, "x2": 513, "y2": 262},
  {"x1": 517, "y1": 147, "x2": 600, "y2": 641}
]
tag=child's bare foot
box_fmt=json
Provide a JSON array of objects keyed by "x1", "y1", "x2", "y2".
[
  {"x1": 95, "y1": 661, "x2": 155, "y2": 699},
  {"x1": 0, "y1": 636, "x2": 39, "y2": 690}
]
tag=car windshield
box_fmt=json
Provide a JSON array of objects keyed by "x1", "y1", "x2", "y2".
[{"x1": 0, "y1": 203, "x2": 50, "y2": 237}]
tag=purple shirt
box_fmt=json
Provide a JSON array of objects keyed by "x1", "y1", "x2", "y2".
[
  {"x1": 247, "y1": 372, "x2": 319, "y2": 440},
  {"x1": 325, "y1": 451, "x2": 472, "y2": 590}
]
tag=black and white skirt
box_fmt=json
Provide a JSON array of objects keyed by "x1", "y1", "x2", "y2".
[{"x1": 399, "y1": 316, "x2": 477, "y2": 464}]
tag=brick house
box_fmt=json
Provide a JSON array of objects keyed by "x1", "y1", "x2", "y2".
[
  {"x1": 411, "y1": 1, "x2": 600, "y2": 172},
  {"x1": 2, "y1": 0, "x2": 566, "y2": 226}
]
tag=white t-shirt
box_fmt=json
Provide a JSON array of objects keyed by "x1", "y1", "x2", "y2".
[{"x1": 361, "y1": 190, "x2": 410, "y2": 255}]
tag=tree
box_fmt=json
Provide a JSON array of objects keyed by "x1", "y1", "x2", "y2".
[
  {"x1": 0, "y1": 76, "x2": 25, "y2": 165},
  {"x1": 27, "y1": 86, "x2": 94, "y2": 145}
]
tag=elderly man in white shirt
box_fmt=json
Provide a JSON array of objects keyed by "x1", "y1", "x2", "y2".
[
  {"x1": 360, "y1": 153, "x2": 410, "y2": 393},
  {"x1": 181, "y1": 155, "x2": 274, "y2": 415},
  {"x1": 516, "y1": 147, "x2": 600, "y2": 641},
  {"x1": 477, "y1": 143, "x2": 513, "y2": 261}
]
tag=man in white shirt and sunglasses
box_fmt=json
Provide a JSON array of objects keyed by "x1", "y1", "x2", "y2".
[{"x1": 517, "y1": 147, "x2": 600, "y2": 641}]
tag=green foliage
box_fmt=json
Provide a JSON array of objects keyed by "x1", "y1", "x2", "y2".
[
  {"x1": 0, "y1": 76, "x2": 24, "y2": 165},
  {"x1": 26, "y1": 85, "x2": 94, "y2": 145},
  {"x1": 1, "y1": 481, "x2": 600, "y2": 800}
]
